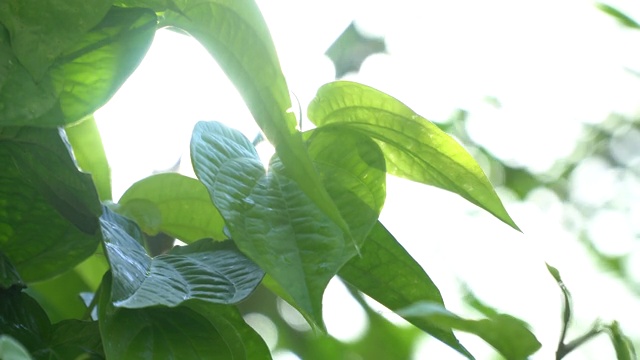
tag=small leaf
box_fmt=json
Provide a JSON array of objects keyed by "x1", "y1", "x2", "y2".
[
  {"x1": 608, "y1": 321, "x2": 637, "y2": 360},
  {"x1": 308, "y1": 81, "x2": 519, "y2": 230},
  {"x1": 546, "y1": 263, "x2": 572, "y2": 336},
  {"x1": 339, "y1": 222, "x2": 472, "y2": 359},
  {"x1": 118, "y1": 173, "x2": 226, "y2": 242},
  {"x1": 162, "y1": 0, "x2": 353, "y2": 247},
  {"x1": 0, "y1": 336, "x2": 33, "y2": 360},
  {"x1": 398, "y1": 302, "x2": 541, "y2": 360},
  {"x1": 100, "y1": 208, "x2": 264, "y2": 308},
  {"x1": 597, "y1": 4, "x2": 640, "y2": 29},
  {"x1": 64, "y1": 115, "x2": 112, "y2": 201},
  {"x1": 99, "y1": 273, "x2": 271, "y2": 360}
]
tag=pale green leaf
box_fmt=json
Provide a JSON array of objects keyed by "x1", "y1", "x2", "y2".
[{"x1": 0, "y1": 336, "x2": 32, "y2": 360}]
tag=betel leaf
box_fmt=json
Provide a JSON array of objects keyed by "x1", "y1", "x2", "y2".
[
  {"x1": 100, "y1": 208, "x2": 263, "y2": 308},
  {"x1": 118, "y1": 173, "x2": 226, "y2": 242},
  {"x1": 0, "y1": 0, "x2": 112, "y2": 80},
  {"x1": 99, "y1": 272, "x2": 271, "y2": 360},
  {"x1": 191, "y1": 121, "x2": 353, "y2": 329},
  {"x1": 0, "y1": 7, "x2": 156, "y2": 127},
  {"x1": 339, "y1": 222, "x2": 472, "y2": 359},
  {"x1": 304, "y1": 128, "x2": 386, "y2": 244},
  {"x1": 398, "y1": 302, "x2": 541, "y2": 360},
  {"x1": 162, "y1": 0, "x2": 353, "y2": 247},
  {"x1": 64, "y1": 115, "x2": 112, "y2": 201},
  {"x1": 0, "y1": 335, "x2": 33, "y2": 360},
  {"x1": 0, "y1": 127, "x2": 101, "y2": 282},
  {"x1": 308, "y1": 81, "x2": 519, "y2": 231}
]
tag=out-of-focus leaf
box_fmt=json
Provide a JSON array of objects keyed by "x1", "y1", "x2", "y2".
[
  {"x1": 597, "y1": 3, "x2": 640, "y2": 29},
  {"x1": 0, "y1": 7, "x2": 156, "y2": 127},
  {"x1": 0, "y1": 251, "x2": 23, "y2": 291},
  {"x1": 339, "y1": 222, "x2": 472, "y2": 359},
  {"x1": 308, "y1": 81, "x2": 519, "y2": 231},
  {"x1": 398, "y1": 302, "x2": 541, "y2": 360},
  {"x1": 325, "y1": 22, "x2": 386, "y2": 78},
  {"x1": 162, "y1": 0, "x2": 352, "y2": 247},
  {"x1": 118, "y1": 173, "x2": 226, "y2": 242},
  {"x1": 0, "y1": 127, "x2": 101, "y2": 282},
  {"x1": 305, "y1": 128, "x2": 386, "y2": 244},
  {"x1": 0, "y1": 0, "x2": 112, "y2": 80},
  {"x1": 100, "y1": 208, "x2": 263, "y2": 308},
  {"x1": 191, "y1": 121, "x2": 353, "y2": 329},
  {"x1": 0, "y1": 335, "x2": 33, "y2": 360},
  {"x1": 64, "y1": 115, "x2": 112, "y2": 201},
  {"x1": 608, "y1": 321, "x2": 636, "y2": 360},
  {"x1": 99, "y1": 273, "x2": 271, "y2": 359}
]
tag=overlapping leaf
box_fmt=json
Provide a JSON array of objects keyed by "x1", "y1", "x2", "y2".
[
  {"x1": 0, "y1": 336, "x2": 32, "y2": 360},
  {"x1": 118, "y1": 173, "x2": 226, "y2": 242},
  {"x1": 398, "y1": 302, "x2": 541, "y2": 359},
  {"x1": 308, "y1": 81, "x2": 519, "y2": 230},
  {"x1": 162, "y1": 0, "x2": 352, "y2": 245},
  {"x1": 339, "y1": 222, "x2": 472, "y2": 358},
  {"x1": 0, "y1": 127, "x2": 101, "y2": 282},
  {"x1": 99, "y1": 273, "x2": 271, "y2": 359},
  {"x1": 0, "y1": 7, "x2": 156, "y2": 126},
  {"x1": 100, "y1": 208, "x2": 263, "y2": 308},
  {"x1": 191, "y1": 121, "x2": 355, "y2": 328},
  {"x1": 0, "y1": 251, "x2": 23, "y2": 290}
]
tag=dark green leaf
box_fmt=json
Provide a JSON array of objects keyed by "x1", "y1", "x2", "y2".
[
  {"x1": 191, "y1": 121, "x2": 354, "y2": 329},
  {"x1": 99, "y1": 273, "x2": 271, "y2": 359},
  {"x1": 0, "y1": 251, "x2": 23, "y2": 290},
  {"x1": 0, "y1": 290, "x2": 51, "y2": 358},
  {"x1": 0, "y1": 335, "x2": 33, "y2": 360},
  {"x1": 308, "y1": 81, "x2": 519, "y2": 231},
  {"x1": 398, "y1": 302, "x2": 541, "y2": 360},
  {"x1": 64, "y1": 115, "x2": 112, "y2": 201},
  {"x1": 118, "y1": 173, "x2": 226, "y2": 242},
  {"x1": 0, "y1": 127, "x2": 101, "y2": 282},
  {"x1": 101, "y1": 208, "x2": 264, "y2": 308},
  {"x1": 339, "y1": 222, "x2": 472, "y2": 358},
  {"x1": 305, "y1": 128, "x2": 386, "y2": 244},
  {"x1": 162, "y1": 0, "x2": 352, "y2": 246},
  {"x1": 0, "y1": 0, "x2": 112, "y2": 80},
  {"x1": 597, "y1": 4, "x2": 640, "y2": 29},
  {"x1": 49, "y1": 320, "x2": 104, "y2": 360},
  {"x1": 608, "y1": 321, "x2": 636, "y2": 360}
]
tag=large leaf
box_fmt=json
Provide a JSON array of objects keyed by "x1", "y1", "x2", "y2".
[
  {"x1": 398, "y1": 302, "x2": 541, "y2": 360},
  {"x1": 308, "y1": 81, "x2": 519, "y2": 230},
  {"x1": 99, "y1": 273, "x2": 271, "y2": 359},
  {"x1": 162, "y1": 0, "x2": 352, "y2": 246},
  {"x1": 304, "y1": 128, "x2": 386, "y2": 244},
  {"x1": 0, "y1": 0, "x2": 112, "y2": 80},
  {"x1": 339, "y1": 222, "x2": 472, "y2": 358},
  {"x1": 100, "y1": 208, "x2": 263, "y2": 308},
  {"x1": 0, "y1": 7, "x2": 156, "y2": 127},
  {"x1": 191, "y1": 121, "x2": 354, "y2": 328},
  {"x1": 64, "y1": 115, "x2": 112, "y2": 201},
  {"x1": 118, "y1": 173, "x2": 226, "y2": 242},
  {"x1": 0, "y1": 127, "x2": 101, "y2": 282}
]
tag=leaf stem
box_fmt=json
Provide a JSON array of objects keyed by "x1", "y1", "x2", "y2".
[
  {"x1": 556, "y1": 321, "x2": 603, "y2": 360},
  {"x1": 82, "y1": 285, "x2": 102, "y2": 321}
]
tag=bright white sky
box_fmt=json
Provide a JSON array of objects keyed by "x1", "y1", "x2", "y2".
[{"x1": 95, "y1": 1, "x2": 640, "y2": 358}]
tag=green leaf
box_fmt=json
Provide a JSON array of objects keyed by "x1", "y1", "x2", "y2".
[
  {"x1": 191, "y1": 121, "x2": 354, "y2": 329},
  {"x1": 118, "y1": 173, "x2": 226, "y2": 242},
  {"x1": 162, "y1": 0, "x2": 353, "y2": 247},
  {"x1": 339, "y1": 222, "x2": 472, "y2": 359},
  {"x1": 0, "y1": 335, "x2": 33, "y2": 360},
  {"x1": 308, "y1": 81, "x2": 519, "y2": 230},
  {"x1": 304, "y1": 128, "x2": 386, "y2": 244},
  {"x1": 0, "y1": 0, "x2": 112, "y2": 80},
  {"x1": 64, "y1": 115, "x2": 112, "y2": 201},
  {"x1": 608, "y1": 321, "x2": 637, "y2": 360},
  {"x1": 100, "y1": 208, "x2": 264, "y2": 308},
  {"x1": 596, "y1": 3, "x2": 640, "y2": 29},
  {"x1": 0, "y1": 127, "x2": 101, "y2": 282},
  {"x1": 398, "y1": 302, "x2": 541, "y2": 360},
  {"x1": 49, "y1": 320, "x2": 104, "y2": 360},
  {"x1": 0, "y1": 290, "x2": 51, "y2": 357},
  {"x1": 0, "y1": 7, "x2": 157, "y2": 127},
  {"x1": 99, "y1": 273, "x2": 271, "y2": 360},
  {"x1": 0, "y1": 251, "x2": 23, "y2": 291}
]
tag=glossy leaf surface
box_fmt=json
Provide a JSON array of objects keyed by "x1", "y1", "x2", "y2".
[
  {"x1": 118, "y1": 173, "x2": 226, "y2": 242},
  {"x1": 191, "y1": 121, "x2": 353, "y2": 328},
  {"x1": 99, "y1": 273, "x2": 271, "y2": 359},
  {"x1": 0, "y1": 127, "x2": 101, "y2": 282},
  {"x1": 308, "y1": 81, "x2": 519, "y2": 230},
  {"x1": 101, "y1": 208, "x2": 263, "y2": 308},
  {"x1": 398, "y1": 302, "x2": 541, "y2": 360}
]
